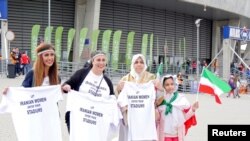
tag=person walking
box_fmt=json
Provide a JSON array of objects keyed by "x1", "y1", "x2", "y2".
[
  {"x1": 227, "y1": 75, "x2": 236, "y2": 98},
  {"x1": 234, "y1": 75, "x2": 241, "y2": 98},
  {"x1": 20, "y1": 51, "x2": 30, "y2": 75}
]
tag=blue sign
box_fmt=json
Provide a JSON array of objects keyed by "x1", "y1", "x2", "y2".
[
  {"x1": 85, "y1": 38, "x2": 90, "y2": 45},
  {"x1": 0, "y1": 0, "x2": 8, "y2": 20},
  {"x1": 223, "y1": 26, "x2": 250, "y2": 41}
]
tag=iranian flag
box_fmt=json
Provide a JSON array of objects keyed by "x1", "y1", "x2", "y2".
[
  {"x1": 156, "y1": 62, "x2": 163, "y2": 79},
  {"x1": 199, "y1": 68, "x2": 231, "y2": 104}
]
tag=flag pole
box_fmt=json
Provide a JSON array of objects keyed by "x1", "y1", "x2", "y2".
[
  {"x1": 196, "y1": 46, "x2": 223, "y2": 101},
  {"x1": 229, "y1": 45, "x2": 250, "y2": 70},
  {"x1": 207, "y1": 47, "x2": 223, "y2": 68},
  {"x1": 196, "y1": 66, "x2": 205, "y2": 101}
]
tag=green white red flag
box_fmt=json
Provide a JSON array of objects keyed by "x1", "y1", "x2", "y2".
[{"x1": 199, "y1": 68, "x2": 231, "y2": 104}]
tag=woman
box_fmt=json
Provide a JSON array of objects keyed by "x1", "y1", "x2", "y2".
[
  {"x1": 157, "y1": 75, "x2": 198, "y2": 141},
  {"x1": 117, "y1": 54, "x2": 162, "y2": 141},
  {"x1": 3, "y1": 43, "x2": 60, "y2": 93},
  {"x1": 61, "y1": 50, "x2": 115, "y2": 132},
  {"x1": 116, "y1": 54, "x2": 158, "y2": 92},
  {"x1": 1, "y1": 43, "x2": 63, "y2": 141},
  {"x1": 23, "y1": 43, "x2": 59, "y2": 87}
]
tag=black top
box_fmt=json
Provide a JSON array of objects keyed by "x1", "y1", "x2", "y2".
[
  {"x1": 63, "y1": 67, "x2": 114, "y2": 95},
  {"x1": 22, "y1": 70, "x2": 34, "y2": 87}
]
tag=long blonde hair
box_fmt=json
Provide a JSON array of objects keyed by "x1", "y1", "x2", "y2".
[{"x1": 33, "y1": 43, "x2": 59, "y2": 86}]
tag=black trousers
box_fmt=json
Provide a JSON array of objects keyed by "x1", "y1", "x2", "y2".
[{"x1": 65, "y1": 111, "x2": 70, "y2": 133}]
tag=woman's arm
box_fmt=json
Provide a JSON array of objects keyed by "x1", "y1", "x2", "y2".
[
  {"x1": 22, "y1": 70, "x2": 33, "y2": 87},
  {"x1": 62, "y1": 68, "x2": 86, "y2": 92}
]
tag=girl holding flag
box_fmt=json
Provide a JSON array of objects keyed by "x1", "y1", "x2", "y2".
[{"x1": 156, "y1": 75, "x2": 199, "y2": 141}]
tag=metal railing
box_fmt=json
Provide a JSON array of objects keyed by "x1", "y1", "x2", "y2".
[
  {"x1": 57, "y1": 61, "x2": 129, "y2": 84},
  {"x1": 0, "y1": 59, "x2": 9, "y2": 77},
  {"x1": 2, "y1": 60, "x2": 249, "y2": 94}
]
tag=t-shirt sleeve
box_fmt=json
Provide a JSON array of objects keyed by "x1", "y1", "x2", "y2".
[
  {"x1": 0, "y1": 95, "x2": 11, "y2": 114},
  {"x1": 66, "y1": 91, "x2": 75, "y2": 112},
  {"x1": 0, "y1": 87, "x2": 18, "y2": 114},
  {"x1": 117, "y1": 83, "x2": 128, "y2": 107},
  {"x1": 111, "y1": 102, "x2": 122, "y2": 127},
  {"x1": 55, "y1": 85, "x2": 63, "y2": 102},
  {"x1": 151, "y1": 83, "x2": 156, "y2": 100}
]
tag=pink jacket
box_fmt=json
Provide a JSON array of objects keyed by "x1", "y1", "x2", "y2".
[{"x1": 156, "y1": 95, "x2": 196, "y2": 141}]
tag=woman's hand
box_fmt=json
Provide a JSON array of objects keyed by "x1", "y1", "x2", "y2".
[
  {"x1": 153, "y1": 79, "x2": 164, "y2": 92},
  {"x1": 117, "y1": 81, "x2": 125, "y2": 93},
  {"x1": 61, "y1": 84, "x2": 71, "y2": 93},
  {"x1": 155, "y1": 96, "x2": 164, "y2": 106},
  {"x1": 192, "y1": 101, "x2": 199, "y2": 112},
  {"x1": 2, "y1": 87, "x2": 9, "y2": 95}
]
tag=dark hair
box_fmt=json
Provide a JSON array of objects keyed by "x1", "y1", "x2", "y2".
[
  {"x1": 89, "y1": 50, "x2": 107, "y2": 73},
  {"x1": 36, "y1": 43, "x2": 55, "y2": 54},
  {"x1": 90, "y1": 50, "x2": 106, "y2": 58},
  {"x1": 163, "y1": 76, "x2": 174, "y2": 85}
]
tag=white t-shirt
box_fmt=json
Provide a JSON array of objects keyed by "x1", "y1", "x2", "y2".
[
  {"x1": 0, "y1": 85, "x2": 63, "y2": 141},
  {"x1": 42, "y1": 76, "x2": 50, "y2": 86},
  {"x1": 117, "y1": 81, "x2": 157, "y2": 141},
  {"x1": 79, "y1": 70, "x2": 110, "y2": 98},
  {"x1": 66, "y1": 90, "x2": 121, "y2": 141},
  {"x1": 158, "y1": 93, "x2": 190, "y2": 136}
]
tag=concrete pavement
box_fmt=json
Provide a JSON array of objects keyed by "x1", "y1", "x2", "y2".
[{"x1": 0, "y1": 76, "x2": 250, "y2": 141}]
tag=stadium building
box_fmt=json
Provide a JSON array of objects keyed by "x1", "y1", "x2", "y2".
[{"x1": 1, "y1": 0, "x2": 250, "y2": 78}]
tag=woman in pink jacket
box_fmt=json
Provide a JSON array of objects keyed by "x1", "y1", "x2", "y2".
[{"x1": 156, "y1": 75, "x2": 199, "y2": 141}]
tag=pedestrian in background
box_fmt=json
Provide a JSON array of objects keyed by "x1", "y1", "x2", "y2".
[
  {"x1": 212, "y1": 59, "x2": 219, "y2": 75},
  {"x1": 227, "y1": 75, "x2": 235, "y2": 98},
  {"x1": 20, "y1": 51, "x2": 30, "y2": 75},
  {"x1": 234, "y1": 75, "x2": 241, "y2": 98}
]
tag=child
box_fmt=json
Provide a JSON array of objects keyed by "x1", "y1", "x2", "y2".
[{"x1": 156, "y1": 75, "x2": 199, "y2": 141}]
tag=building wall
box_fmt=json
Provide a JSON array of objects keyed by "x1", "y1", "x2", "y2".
[
  {"x1": 8, "y1": 0, "x2": 75, "y2": 58},
  {"x1": 99, "y1": 0, "x2": 212, "y2": 64},
  {"x1": 183, "y1": 0, "x2": 250, "y2": 19}
]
